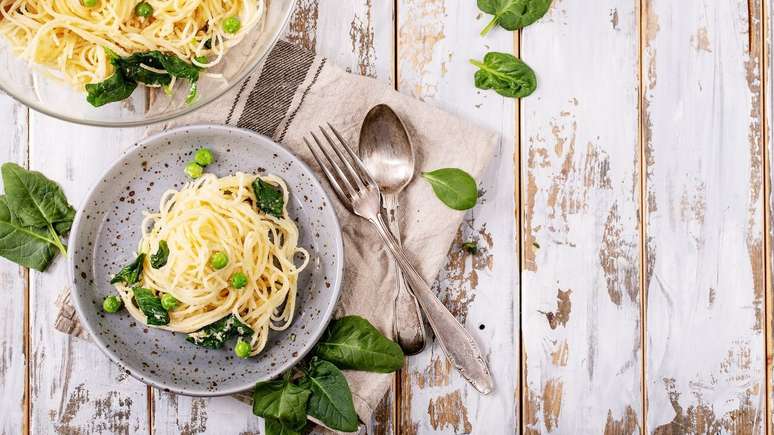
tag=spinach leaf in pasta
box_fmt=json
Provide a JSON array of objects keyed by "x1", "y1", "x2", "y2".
[
  {"x1": 133, "y1": 287, "x2": 170, "y2": 326},
  {"x1": 252, "y1": 178, "x2": 284, "y2": 218}
]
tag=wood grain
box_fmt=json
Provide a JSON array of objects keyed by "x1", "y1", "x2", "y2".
[
  {"x1": 396, "y1": 1, "x2": 519, "y2": 433},
  {"x1": 0, "y1": 95, "x2": 28, "y2": 435},
  {"x1": 28, "y1": 117, "x2": 150, "y2": 434},
  {"x1": 643, "y1": 0, "x2": 766, "y2": 433},
  {"x1": 520, "y1": 0, "x2": 642, "y2": 432}
]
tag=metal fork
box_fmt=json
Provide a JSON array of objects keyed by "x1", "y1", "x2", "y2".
[{"x1": 305, "y1": 123, "x2": 494, "y2": 395}]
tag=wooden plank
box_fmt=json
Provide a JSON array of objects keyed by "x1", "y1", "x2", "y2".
[
  {"x1": 0, "y1": 95, "x2": 28, "y2": 435},
  {"x1": 766, "y1": 0, "x2": 774, "y2": 431},
  {"x1": 520, "y1": 0, "x2": 642, "y2": 433},
  {"x1": 150, "y1": 1, "x2": 397, "y2": 433},
  {"x1": 643, "y1": 0, "x2": 766, "y2": 432},
  {"x1": 395, "y1": 1, "x2": 519, "y2": 433},
  {"x1": 28, "y1": 117, "x2": 150, "y2": 434}
]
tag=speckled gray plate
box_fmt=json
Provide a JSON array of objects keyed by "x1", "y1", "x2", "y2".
[{"x1": 68, "y1": 124, "x2": 344, "y2": 396}]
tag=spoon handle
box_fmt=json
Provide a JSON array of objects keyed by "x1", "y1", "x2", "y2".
[
  {"x1": 382, "y1": 195, "x2": 426, "y2": 355},
  {"x1": 370, "y1": 212, "x2": 494, "y2": 395}
]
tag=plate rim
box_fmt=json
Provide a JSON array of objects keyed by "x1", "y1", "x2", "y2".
[{"x1": 67, "y1": 123, "x2": 345, "y2": 397}]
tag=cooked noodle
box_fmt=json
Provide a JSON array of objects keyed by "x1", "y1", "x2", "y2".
[
  {"x1": 0, "y1": 0, "x2": 264, "y2": 88},
  {"x1": 115, "y1": 173, "x2": 309, "y2": 356}
]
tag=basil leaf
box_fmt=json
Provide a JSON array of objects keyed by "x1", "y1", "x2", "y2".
[
  {"x1": 132, "y1": 287, "x2": 170, "y2": 326},
  {"x1": 478, "y1": 0, "x2": 552, "y2": 35},
  {"x1": 186, "y1": 314, "x2": 254, "y2": 349},
  {"x1": 110, "y1": 253, "x2": 145, "y2": 285},
  {"x1": 470, "y1": 52, "x2": 537, "y2": 98},
  {"x1": 315, "y1": 316, "x2": 404, "y2": 373},
  {"x1": 85, "y1": 67, "x2": 138, "y2": 107},
  {"x1": 252, "y1": 178, "x2": 284, "y2": 218},
  {"x1": 150, "y1": 240, "x2": 169, "y2": 269},
  {"x1": 0, "y1": 196, "x2": 57, "y2": 271},
  {"x1": 1, "y1": 163, "x2": 75, "y2": 230},
  {"x1": 264, "y1": 418, "x2": 300, "y2": 435},
  {"x1": 420, "y1": 168, "x2": 479, "y2": 211},
  {"x1": 299, "y1": 359, "x2": 358, "y2": 432},
  {"x1": 252, "y1": 378, "x2": 310, "y2": 431}
]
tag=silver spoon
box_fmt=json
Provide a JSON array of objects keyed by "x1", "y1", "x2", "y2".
[{"x1": 359, "y1": 104, "x2": 426, "y2": 355}]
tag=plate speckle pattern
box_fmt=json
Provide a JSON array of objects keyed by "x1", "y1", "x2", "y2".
[{"x1": 68, "y1": 125, "x2": 343, "y2": 396}]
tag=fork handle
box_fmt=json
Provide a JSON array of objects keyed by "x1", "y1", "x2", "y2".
[{"x1": 371, "y1": 213, "x2": 494, "y2": 395}]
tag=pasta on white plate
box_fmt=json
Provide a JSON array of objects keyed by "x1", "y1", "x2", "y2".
[
  {"x1": 0, "y1": 0, "x2": 264, "y2": 105},
  {"x1": 112, "y1": 172, "x2": 309, "y2": 357}
]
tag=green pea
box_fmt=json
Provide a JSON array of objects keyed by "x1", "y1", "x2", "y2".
[
  {"x1": 230, "y1": 271, "x2": 248, "y2": 289},
  {"x1": 194, "y1": 148, "x2": 214, "y2": 166},
  {"x1": 184, "y1": 161, "x2": 203, "y2": 179},
  {"x1": 210, "y1": 251, "x2": 228, "y2": 269},
  {"x1": 102, "y1": 295, "x2": 122, "y2": 313},
  {"x1": 234, "y1": 339, "x2": 251, "y2": 359},
  {"x1": 161, "y1": 293, "x2": 179, "y2": 310},
  {"x1": 82, "y1": 0, "x2": 98, "y2": 7},
  {"x1": 135, "y1": 1, "x2": 153, "y2": 17},
  {"x1": 222, "y1": 16, "x2": 241, "y2": 34}
]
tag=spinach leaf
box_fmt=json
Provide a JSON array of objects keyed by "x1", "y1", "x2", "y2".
[
  {"x1": 0, "y1": 196, "x2": 58, "y2": 271},
  {"x1": 52, "y1": 207, "x2": 76, "y2": 236},
  {"x1": 420, "y1": 168, "x2": 479, "y2": 211},
  {"x1": 252, "y1": 377, "x2": 310, "y2": 431},
  {"x1": 252, "y1": 178, "x2": 284, "y2": 218},
  {"x1": 132, "y1": 287, "x2": 170, "y2": 326},
  {"x1": 85, "y1": 66, "x2": 138, "y2": 107},
  {"x1": 462, "y1": 241, "x2": 478, "y2": 254},
  {"x1": 150, "y1": 240, "x2": 169, "y2": 269},
  {"x1": 1, "y1": 163, "x2": 74, "y2": 256},
  {"x1": 85, "y1": 51, "x2": 201, "y2": 107},
  {"x1": 478, "y1": 0, "x2": 552, "y2": 35},
  {"x1": 186, "y1": 314, "x2": 254, "y2": 349},
  {"x1": 299, "y1": 358, "x2": 358, "y2": 432},
  {"x1": 470, "y1": 52, "x2": 537, "y2": 98},
  {"x1": 110, "y1": 254, "x2": 145, "y2": 286},
  {"x1": 314, "y1": 316, "x2": 404, "y2": 373},
  {"x1": 264, "y1": 418, "x2": 300, "y2": 435}
]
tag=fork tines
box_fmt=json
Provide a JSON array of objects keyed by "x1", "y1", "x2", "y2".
[{"x1": 304, "y1": 123, "x2": 378, "y2": 207}]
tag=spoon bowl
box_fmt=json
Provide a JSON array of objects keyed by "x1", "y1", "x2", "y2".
[{"x1": 360, "y1": 105, "x2": 416, "y2": 195}]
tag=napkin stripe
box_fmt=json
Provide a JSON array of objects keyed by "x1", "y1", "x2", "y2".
[{"x1": 235, "y1": 40, "x2": 316, "y2": 138}]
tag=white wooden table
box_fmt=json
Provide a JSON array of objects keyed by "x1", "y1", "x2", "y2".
[{"x1": 1, "y1": 0, "x2": 773, "y2": 433}]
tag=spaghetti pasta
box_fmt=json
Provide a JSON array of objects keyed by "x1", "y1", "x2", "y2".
[
  {"x1": 114, "y1": 172, "x2": 309, "y2": 357},
  {"x1": 0, "y1": 0, "x2": 264, "y2": 88}
]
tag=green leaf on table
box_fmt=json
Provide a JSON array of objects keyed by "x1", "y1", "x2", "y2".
[
  {"x1": 252, "y1": 178, "x2": 284, "y2": 218},
  {"x1": 299, "y1": 358, "x2": 358, "y2": 432},
  {"x1": 110, "y1": 253, "x2": 145, "y2": 286},
  {"x1": 477, "y1": 0, "x2": 552, "y2": 35},
  {"x1": 420, "y1": 168, "x2": 479, "y2": 211},
  {"x1": 150, "y1": 240, "x2": 169, "y2": 269},
  {"x1": 314, "y1": 316, "x2": 404, "y2": 373},
  {"x1": 0, "y1": 196, "x2": 58, "y2": 271},
  {"x1": 1, "y1": 162, "x2": 75, "y2": 229},
  {"x1": 0, "y1": 162, "x2": 74, "y2": 257},
  {"x1": 470, "y1": 52, "x2": 537, "y2": 99},
  {"x1": 252, "y1": 377, "x2": 310, "y2": 432},
  {"x1": 264, "y1": 417, "x2": 300, "y2": 435},
  {"x1": 186, "y1": 314, "x2": 254, "y2": 349},
  {"x1": 52, "y1": 207, "x2": 76, "y2": 235},
  {"x1": 132, "y1": 287, "x2": 170, "y2": 326}
]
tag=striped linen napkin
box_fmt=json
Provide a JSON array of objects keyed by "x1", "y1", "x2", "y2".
[{"x1": 55, "y1": 40, "x2": 499, "y2": 430}]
